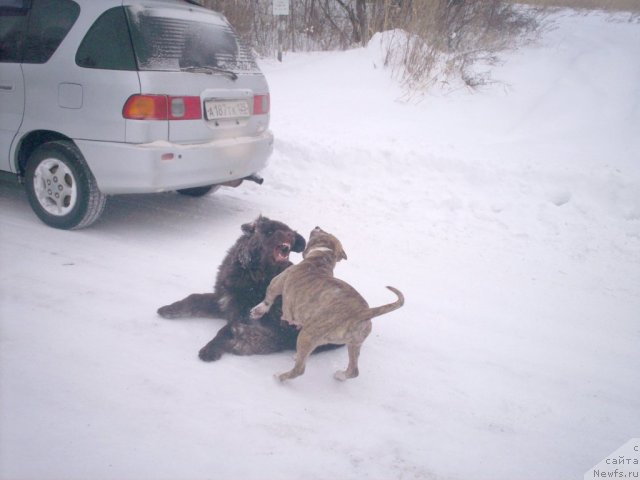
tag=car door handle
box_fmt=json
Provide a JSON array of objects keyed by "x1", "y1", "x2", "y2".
[{"x1": 0, "y1": 84, "x2": 15, "y2": 92}]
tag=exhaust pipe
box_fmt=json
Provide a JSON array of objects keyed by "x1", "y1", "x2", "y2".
[{"x1": 243, "y1": 173, "x2": 264, "y2": 185}]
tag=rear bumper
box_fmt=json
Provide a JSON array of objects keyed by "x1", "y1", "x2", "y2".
[{"x1": 76, "y1": 130, "x2": 273, "y2": 194}]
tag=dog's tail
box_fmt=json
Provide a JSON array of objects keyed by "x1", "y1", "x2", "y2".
[{"x1": 367, "y1": 286, "x2": 404, "y2": 319}]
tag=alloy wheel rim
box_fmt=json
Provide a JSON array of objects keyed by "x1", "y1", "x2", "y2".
[{"x1": 33, "y1": 158, "x2": 77, "y2": 216}]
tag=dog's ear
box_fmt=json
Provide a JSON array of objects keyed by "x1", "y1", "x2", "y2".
[
  {"x1": 337, "y1": 241, "x2": 348, "y2": 261},
  {"x1": 241, "y1": 220, "x2": 256, "y2": 235},
  {"x1": 292, "y1": 232, "x2": 306, "y2": 253}
]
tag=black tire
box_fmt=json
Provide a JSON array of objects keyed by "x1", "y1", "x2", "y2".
[
  {"x1": 176, "y1": 185, "x2": 219, "y2": 197},
  {"x1": 24, "y1": 141, "x2": 107, "y2": 230}
]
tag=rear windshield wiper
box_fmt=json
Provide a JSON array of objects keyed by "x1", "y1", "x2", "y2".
[{"x1": 181, "y1": 66, "x2": 238, "y2": 81}]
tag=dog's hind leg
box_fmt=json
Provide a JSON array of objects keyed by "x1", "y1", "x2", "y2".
[
  {"x1": 198, "y1": 323, "x2": 233, "y2": 361},
  {"x1": 158, "y1": 293, "x2": 221, "y2": 319},
  {"x1": 277, "y1": 333, "x2": 315, "y2": 382},
  {"x1": 200, "y1": 322, "x2": 288, "y2": 361},
  {"x1": 334, "y1": 343, "x2": 362, "y2": 381},
  {"x1": 227, "y1": 322, "x2": 286, "y2": 356}
]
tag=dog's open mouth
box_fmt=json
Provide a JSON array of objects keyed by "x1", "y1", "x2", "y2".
[{"x1": 274, "y1": 243, "x2": 291, "y2": 262}]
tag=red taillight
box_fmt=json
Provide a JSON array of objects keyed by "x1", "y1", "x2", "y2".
[
  {"x1": 123, "y1": 95, "x2": 202, "y2": 120},
  {"x1": 253, "y1": 94, "x2": 270, "y2": 115}
]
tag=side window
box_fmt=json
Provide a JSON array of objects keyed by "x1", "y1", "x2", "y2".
[
  {"x1": 22, "y1": 0, "x2": 79, "y2": 64},
  {"x1": 0, "y1": 0, "x2": 29, "y2": 62},
  {"x1": 76, "y1": 7, "x2": 136, "y2": 71}
]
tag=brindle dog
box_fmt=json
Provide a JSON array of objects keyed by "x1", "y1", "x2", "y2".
[{"x1": 251, "y1": 227, "x2": 404, "y2": 381}]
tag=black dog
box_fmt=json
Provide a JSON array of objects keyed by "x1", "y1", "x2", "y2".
[{"x1": 158, "y1": 216, "x2": 307, "y2": 361}]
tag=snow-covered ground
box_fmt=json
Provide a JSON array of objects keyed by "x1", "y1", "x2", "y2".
[{"x1": 1, "y1": 10, "x2": 639, "y2": 480}]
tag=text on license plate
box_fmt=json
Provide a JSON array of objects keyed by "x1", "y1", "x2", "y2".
[{"x1": 204, "y1": 99, "x2": 250, "y2": 120}]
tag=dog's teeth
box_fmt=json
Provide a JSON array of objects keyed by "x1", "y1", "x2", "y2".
[{"x1": 279, "y1": 243, "x2": 291, "y2": 253}]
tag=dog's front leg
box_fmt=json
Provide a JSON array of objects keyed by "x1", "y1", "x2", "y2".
[
  {"x1": 250, "y1": 271, "x2": 286, "y2": 320},
  {"x1": 158, "y1": 293, "x2": 221, "y2": 319},
  {"x1": 334, "y1": 343, "x2": 361, "y2": 381}
]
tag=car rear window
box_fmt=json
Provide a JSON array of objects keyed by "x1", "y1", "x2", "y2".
[{"x1": 125, "y1": 5, "x2": 259, "y2": 74}]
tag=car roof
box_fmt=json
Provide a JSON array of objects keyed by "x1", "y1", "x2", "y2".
[
  {"x1": 66, "y1": 0, "x2": 225, "y2": 24},
  {"x1": 67, "y1": 0, "x2": 217, "y2": 13}
]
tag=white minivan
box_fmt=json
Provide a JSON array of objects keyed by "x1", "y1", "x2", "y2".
[{"x1": 0, "y1": 0, "x2": 273, "y2": 229}]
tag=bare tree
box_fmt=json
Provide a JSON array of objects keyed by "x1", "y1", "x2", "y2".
[{"x1": 334, "y1": 0, "x2": 367, "y2": 45}]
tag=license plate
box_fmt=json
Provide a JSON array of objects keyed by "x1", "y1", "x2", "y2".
[{"x1": 204, "y1": 99, "x2": 250, "y2": 120}]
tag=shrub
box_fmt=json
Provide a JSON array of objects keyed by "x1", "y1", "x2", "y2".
[{"x1": 375, "y1": 0, "x2": 542, "y2": 92}]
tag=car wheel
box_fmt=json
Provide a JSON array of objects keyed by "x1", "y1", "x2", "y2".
[
  {"x1": 24, "y1": 141, "x2": 107, "y2": 230},
  {"x1": 176, "y1": 185, "x2": 220, "y2": 197}
]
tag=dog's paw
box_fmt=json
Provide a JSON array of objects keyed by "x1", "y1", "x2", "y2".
[
  {"x1": 333, "y1": 371, "x2": 348, "y2": 382},
  {"x1": 157, "y1": 304, "x2": 180, "y2": 318},
  {"x1": 334, "y1": 369, "x2": 358, "y2": 381},
  {"x1": 276, "y1": 371, "x2": 297, "y2": 382},
  {"x1": 198, "y1": 346, "x2": 223, "y2": 362},
  {"x1": 275, "y1": 373, "x2": 291, "y2": 383},
  {"x1": 250, "y1": 303, "x2": 267, "y2": 320}
]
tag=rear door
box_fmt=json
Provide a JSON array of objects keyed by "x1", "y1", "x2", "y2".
[
  {"x1": 125, "y1": 3, "x2": 270, "y2": 144},
  {"x1": 0, "y1": 1, "x2": 28, "y2": 172}
]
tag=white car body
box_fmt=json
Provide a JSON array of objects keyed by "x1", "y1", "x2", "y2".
[{"x1": 0, "y1": 0, "x2": 273, "y2": 227}]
